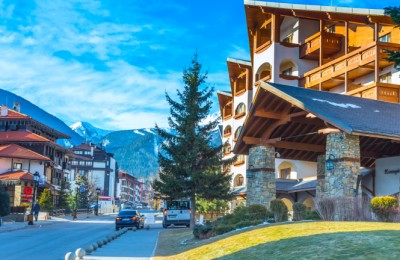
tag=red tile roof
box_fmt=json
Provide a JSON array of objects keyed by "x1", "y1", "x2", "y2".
[
  {"x1": 0, "y1": 108, "x2": 30, "y2": 119},
  {"x1": 0, "y1": 144, "x2": 51, "y2": 161},
  {"x1": 0, "y1": 131, "x2": 50, "y2": 142},
  {"x1": 0, "y1": 170, "x2": 34, "y2": 180}
]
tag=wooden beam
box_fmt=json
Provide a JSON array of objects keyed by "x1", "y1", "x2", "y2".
[
  {"x1": 318, "y1": 128, "x2": 340, "y2": 134},
  {"x1": 254, "y1": 110, "x2": 282, "y2": 119},
  {"x1": 327, "y1": 12, "x2": 369, "y2": 24},
  {"x1": 368, "y1": 15, "x2": 393, "y2": 25},
  {"x1": 261, "y1": 18, "x2": 272, "y2": 29},
  {"x1": 243, "y1": 137, "x2": 325, "y2": 153}
]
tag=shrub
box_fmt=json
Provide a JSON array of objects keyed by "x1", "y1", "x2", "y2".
[
  {"x1": 371, "y1": 196, "x2": 399, "y2": 222},
  {"x1": 304, "y1": 210, "x2": 321, "y2": 220},
  {"x1": 293, "y1": 203, "x2": 307, "y2": 221},
  {"x1": 270, "y1": 199, "x2": 288, "y2": 222},
  {"x1": 213, "y1": 224, "x2": 235, "y2": 235},
  {"x1": 247, "y1": 204, "x2": 269, "y2": 221},
  {"x1": 193, "y1": 224, "x2": 213, "y2": 239},
  {"x1": 39, "y1": 189, "x2": 53, "y2": 211},
  {"x1": 314, "y1": 197, "x2": 335, "y2": 221},
  {"x1": 0, "y1": 191, "x2": 10, "y2": 217}
]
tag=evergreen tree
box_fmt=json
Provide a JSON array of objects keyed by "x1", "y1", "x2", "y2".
[
  {"x1": 154, "y1": 53, "x2": 232, "y2": 228},
  {"x1": 39, "y1": 188, "x2": 53, "y2": 211},
  {"x1": 75, "y1": 176, "x2": 89, "y2": 209},
  {"x1": 58, "y1": 178, "x2": 70, "y2": 209},
  {"x1": 384, "y1": 7, "x2": 400, "y2": 67},
  {"x1": 0, "y1": 190, "x2": 10, "y2": 217}
]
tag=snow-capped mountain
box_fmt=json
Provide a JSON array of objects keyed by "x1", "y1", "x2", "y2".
[
  {"x1": 70, "y1": 121, "x2": 113, "y2": 144},
  {"x1": 70, "y1": 121, "x2": 222, "y2": 179}
]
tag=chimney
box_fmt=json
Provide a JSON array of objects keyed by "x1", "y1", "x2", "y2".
[
  {"x1": 13, "y1": 102, "x2": 21, "y2": 112},
  {"x1": 1, "y1": 105, "x2": 8, "y2": 117}
]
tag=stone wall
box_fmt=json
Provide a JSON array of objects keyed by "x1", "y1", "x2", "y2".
[
  {"x1": 319, "y1": 132, "x2": 360, "y2": 197},
  {"x1": 316, "y1": 154, "x2": 326, "y2": 198},
  {"x1": 246, "y1": 146, "x2": 276, "y2": 208}
]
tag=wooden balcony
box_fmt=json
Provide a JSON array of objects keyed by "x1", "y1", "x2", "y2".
[
  {"x1": 346, "y1": 82, "x2": 400, "y2": 103},
  {"x1": 300, "y1": 32, "x2": 343, "y2": 60},
  {"x1": 302, "y1": 42, "x2": 400, "y2": 90}
]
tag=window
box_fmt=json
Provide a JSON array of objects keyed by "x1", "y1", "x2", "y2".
[
  {"x1": 380, "y1": 73, "x2": 392, "y2": 83},
  {"x1": 72, "y1": 161, "x2": 78, "y2": 165},
  {"x1": 235, "y1": 174, "x2": 244, "y2": 187},
  {"x1": 326, "y1": 25, "x2": 336, "y2": 33},
  {"x1": 13, "y1": 163, "x2": 22, "y2": 170},
  {"x1": 78, "y1": 170, "x2": 85, "y2": 176},
  {"x1": 379, "y1": 33, "x2": 391, "y2": 43},
  {"x1": 223, "y1": 144, "x2": 231, "y2": 155},
  {"x1": 280, "y1": 168, "x2": 291, "y2": 179},
  {"x1": 223, "y1": 125, "x2": 232, "y2": 137},
  {"x1": 282, "y1": 67, "x2": 293, "y2": 76},
  {"x1": 234, "y1": 126, "x2": 242, "y2": 141},
  {"x1": 79, "y1": 161, "x2": 84, "y2": 166},
  {"x1": 235, "y1": 103, "x2": 246, "y2": 117},
  {"x1": 234, "y1": 155, "x2": 245, "y2": 166},
  {"x1": 283, "y1": 33, "x2": 294, "y2": 43}
]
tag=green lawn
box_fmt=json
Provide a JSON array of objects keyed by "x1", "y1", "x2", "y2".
[{"x1": 154, "y1": 222, "x2": 400, "y2": 259}]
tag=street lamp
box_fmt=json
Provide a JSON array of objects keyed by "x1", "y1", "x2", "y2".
[
  {"x1": 95, "y1": 188, "x2": 101, "y2": 216},
  {"x1": 326, "y1": 154, "x2": 335, "y2": 171},
  {"x1": 28, "y1": 172, "x2": 40, "y2": 225}
]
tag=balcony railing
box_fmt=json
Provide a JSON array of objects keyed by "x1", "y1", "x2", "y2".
[
  {"x1": 346, "y1": 82, "x2": 400, "y2": 103},
  {"x1": 301, "y1": 42, "x2": 400, "y2": 90},
  {"x1": 300, "y1": 32, "x2": 343, "y2": 59}
]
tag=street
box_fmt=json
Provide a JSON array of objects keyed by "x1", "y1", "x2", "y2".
[{"x1": 0, "y1": 210, "x2": 163, "y2": 260}]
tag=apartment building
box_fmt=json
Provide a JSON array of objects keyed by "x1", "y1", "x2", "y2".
[
  {"x1": 219, "y1": 1, "x2": 400, "y2": 211},
  {"x1": 70, "y1": 143, "x2": 118, "y2": 201},
  {"x1": 117, "y1": 170, "x2": 144, "y2": 207}
]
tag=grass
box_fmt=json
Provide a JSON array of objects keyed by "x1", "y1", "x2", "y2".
[{"x1": 153, "y1": 221, "x2": 400, "y2": 259}]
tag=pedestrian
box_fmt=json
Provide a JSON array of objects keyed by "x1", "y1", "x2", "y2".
[
  {"x1": 112, "y1": 204, "x2": 116, "y2": 213},
  {"x1": 33, "y1": 202, "x2": 41, "y2": 221}
]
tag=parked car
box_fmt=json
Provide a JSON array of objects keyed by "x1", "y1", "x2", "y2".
[
  {"x1": 122, "y1": 205, "x2": 133, "y2": 210},
  {"x1": 115, "y1": 210, "x2": 145, "y2": 230},
  {"x1": 136, "y1": 204, "x2": 143, "y2": 209}
]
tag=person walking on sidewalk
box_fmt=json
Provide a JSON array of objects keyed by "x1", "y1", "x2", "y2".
[{"x1": 33, "y1": 202, "x2": 41, "y2": 221}]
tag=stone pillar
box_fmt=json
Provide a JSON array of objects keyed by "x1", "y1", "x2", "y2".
[
  {"x1": 246, "y1": 146, "x2": 276, "y2": 209},
  {"x1": 323, "y1": 132, "x2": 360, "y2": 197},
  {"x1": 316, "y1": 154, "x2": 326, "y2": 198}
]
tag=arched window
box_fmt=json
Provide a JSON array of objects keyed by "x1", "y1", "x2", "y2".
[
  {"x1": 234, "y1": 103, "x2": 246, "y2": 119},
  {"x1": 223, "y1": 125, "x2": 232, "y2": 137},
  {"x1": 223, "y1": 144, "x2": 231, "y2": 155},
  {"x1": 278, "y1": 161, "x2": 296, "y2": 179},
  {"x1": 256, "y1": 62, "x2": 272, "y2": 84},
  {"x1": 279, "y1": 60, "x2": 298, "y2": 80},
  {"x1": 234, "y1": 126, "x2": 242, "y2": 141},
  {"x1": 234, "y1": 174, "x2": 244, "y2": 187},
  {"x1": 233, "y1": 154, "x2": 245, "y2": 166}
]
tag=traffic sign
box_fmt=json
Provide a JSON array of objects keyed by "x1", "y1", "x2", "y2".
[{"x1": 23, "y1": 186, "x2": 33, "y2": 195}]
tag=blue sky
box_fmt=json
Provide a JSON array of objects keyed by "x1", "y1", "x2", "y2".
[{"x1": 0, "y1": 0, "x2": 396, "y2": 130}]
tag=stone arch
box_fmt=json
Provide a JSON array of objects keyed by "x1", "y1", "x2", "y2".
[
  {"x1": 256, "y1": 62, "x2": 272, "y2": 82},
  {"x1": 279, "y1": 60, "x2": 298, "y2": 76},
  {"x1": 302, "y1": 197, "x2": 315, "y2": 210},
  {"x1": 281, "y1": 197, "x2": 294, "y2": 211}
]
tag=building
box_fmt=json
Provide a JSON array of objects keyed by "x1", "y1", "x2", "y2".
[
  {"x1": 218, "y1": 1, "x2": 400, "y2": 211},
  {"x1": 0, "y1": 104, "x2": 73, "y2": 207},
  {"x1": 70, "y1": 143, "x2": 118, "y2": 202},
  {"x1": 117, "y1": 170, "x2": 144, "y2": 207}
]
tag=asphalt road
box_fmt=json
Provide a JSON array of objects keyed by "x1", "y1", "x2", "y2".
[{"x1": 0, "y1": 210, "x2": 163, "y2": 260}]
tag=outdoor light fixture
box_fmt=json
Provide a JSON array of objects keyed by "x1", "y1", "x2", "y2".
[{"x1": 326, "y1": 154, "x2": 335, "y2": 171}]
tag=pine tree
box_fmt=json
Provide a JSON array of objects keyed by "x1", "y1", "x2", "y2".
[
  {"x1": 154, "y1": 53, "x2": 232, "y2": 228},
  {"x1": 384, "y1": 6, "x2": 400, "y2": 67},
  {"x1": 58, "y1": 178, "x2": 70, "y2": 209}
]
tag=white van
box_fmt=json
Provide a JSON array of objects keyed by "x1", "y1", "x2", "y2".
[{"x1": 162, "y1": 200, "x2": 191, "y2": 228}]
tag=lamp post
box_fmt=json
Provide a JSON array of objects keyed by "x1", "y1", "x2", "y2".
[
  {"x1": 28, "y1": 172, "x2": 40, "y2": 225},
  {"x1": 95, "y1": 188, "x2": 100, "y2": 216}
]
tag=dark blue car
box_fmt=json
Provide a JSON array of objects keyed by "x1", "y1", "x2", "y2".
[{"x1": 115, "y1": 210, "x2": 145, "y2": 230}]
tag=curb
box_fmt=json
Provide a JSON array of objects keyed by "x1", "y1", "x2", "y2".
[{"x1": 0, "y1": 221, "x2": 58, "y2": 234}]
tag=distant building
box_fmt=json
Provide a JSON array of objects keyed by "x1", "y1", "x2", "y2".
[
  {"x1": 70, "y1": 143, "x2": 118, "y2": 202},
  {"x1": 117, "y1": 170, "x2": 144, "y2": 207}
]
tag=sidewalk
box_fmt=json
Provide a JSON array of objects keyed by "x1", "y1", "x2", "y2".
[{"x1": 0, "y1": 212, "x2": 110, "y2": 233}]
